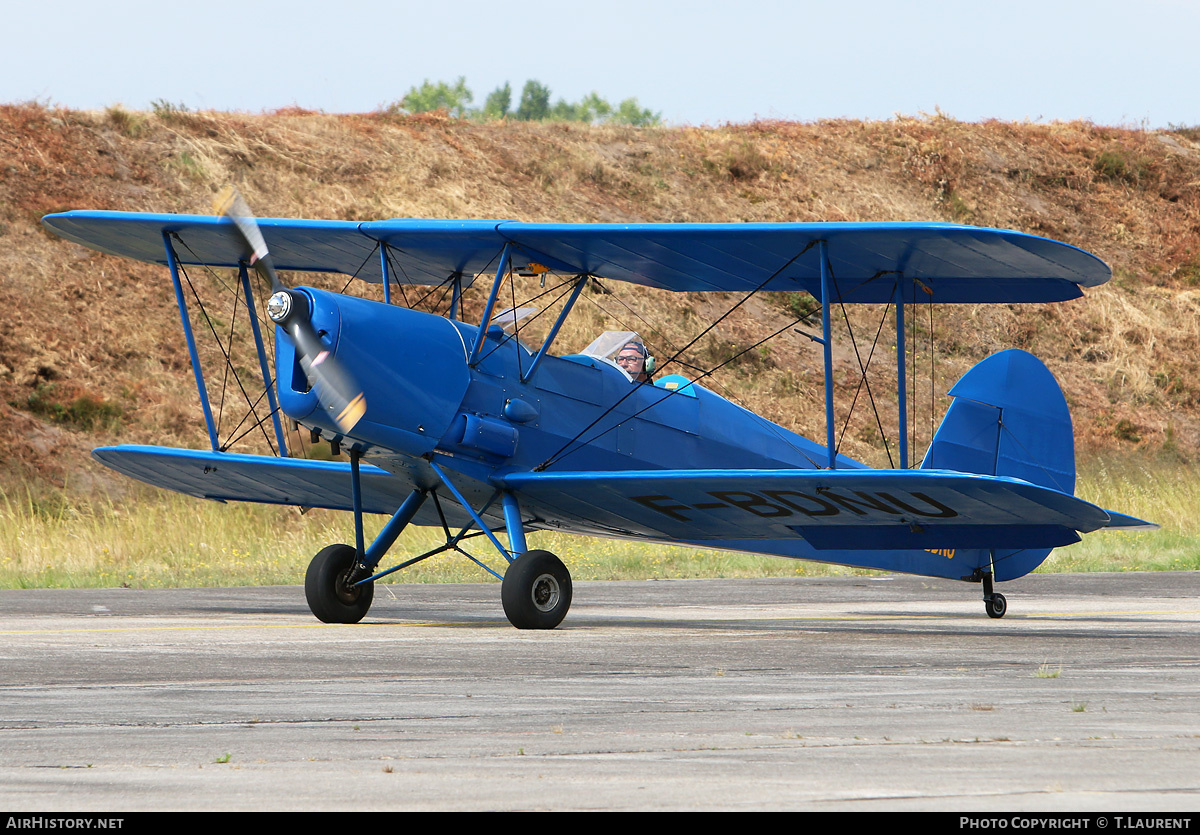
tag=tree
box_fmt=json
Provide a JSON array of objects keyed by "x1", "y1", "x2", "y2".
[
  {"x1": 389, "y1": 77, "x2": 661, "y2": 127},
  {"x1": 611, "y1": 97, "x2": 661, "y2": 127},
  {"x1": 577, "y1": 92, "x2": 614, "y2": 123},
  {"x1": 482, "y1": 82, "x2": 512, "y2": 120},
  {"x1": 399, "y1": 77, "x2": 474, "y2": 118},
  {"x1": 515, "y1": 80, "x2": 552, "y2": 121},
  {"x1": 548, "y1": 92, "x2": 614, "y2": 123}
]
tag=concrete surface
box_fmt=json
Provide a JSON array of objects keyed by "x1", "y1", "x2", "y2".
[{"x1": 0, "y1": 572, "x2": 1198, "y2": 811}]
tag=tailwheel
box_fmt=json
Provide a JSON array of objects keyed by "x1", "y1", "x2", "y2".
[
  {"x1": 985, "y1": 592, "x2": 1007, "y2": 619},
  {"x1": 305, "y1": 543, "x2": 374, "y2": 624},
  {"x1": 979, "y1": 570, "x2": 1007, "y2": 619},
  {"x1": 501, "y1": 550, "x2": 572, "y2": 630}
]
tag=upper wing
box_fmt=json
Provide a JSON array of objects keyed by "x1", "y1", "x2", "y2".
[
  {"x1": 43, "y1": 211, "x2": 389, "y2": 279},
  {"x1": 486, "y1": 221, "x2": 1110, "y2": 301},
  {"x1": 41, "y1": 211, "x2": 524, "y2": 287},
  {"x1": 43, "y1": 212, "x2": 1109, "y2": 302},
  {"x1": 498, "y1": 467, "x2": 1133, "y2": 551}
]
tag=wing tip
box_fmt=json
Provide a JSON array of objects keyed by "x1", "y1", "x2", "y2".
[{"x1": 1102, "y1": 509, "x2": 1159, "y2": 531}]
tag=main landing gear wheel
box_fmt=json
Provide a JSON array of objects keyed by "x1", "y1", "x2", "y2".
[
  {"x1": 501, "y1": 550, "x2": 572, "y2": 630},
  {"x1": 985, "y1": 592, "x2": 1008, "y2": 619},
  {"x1": 305, "y1": 544, "x2": 374, "y2": 624}
]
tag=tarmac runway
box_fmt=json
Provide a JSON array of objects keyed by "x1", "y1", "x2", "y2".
[{"x1": 1, "y1": 572, "x2": 1198, "y2": 811}]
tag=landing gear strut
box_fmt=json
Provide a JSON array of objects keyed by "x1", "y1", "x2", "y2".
[
  {"x1": 306, "y1": 456, "x2": 575, "y2": 630},
  {"x1": 981, "y1": 572, "x2": 1007, "y2": 619}
]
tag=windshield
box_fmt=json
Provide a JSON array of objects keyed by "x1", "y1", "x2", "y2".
[
  {"x1": 580, "y1": 331, "x2": 641, "y2": 362},
  {"x1": 491, "y1": 306, "x2": 539, "y2": 333}
]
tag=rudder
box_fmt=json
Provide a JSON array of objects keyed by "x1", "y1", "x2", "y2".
[{"x1": 921, "y1": 349, "x2": 1076, "y2": 580}]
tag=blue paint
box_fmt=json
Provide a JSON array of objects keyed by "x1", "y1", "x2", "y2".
[
  {"x1": 162, "y1": 231, "x2": 218, "y2": 452},
  {"x1": 44, "y1": 213, "x2": 1110, "y2": 302},
  {"x1": 49, "y1": 212, "x2": 1149, "y2": 590},
  {"x1": 238, "y1": 262, "x2": 288, "y2": 456}
]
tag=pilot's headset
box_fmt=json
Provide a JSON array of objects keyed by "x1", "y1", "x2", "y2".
[{"x1": 622, "y1": 340, "x2": 656, "y2": 375}]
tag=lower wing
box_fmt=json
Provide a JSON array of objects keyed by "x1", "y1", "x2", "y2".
[
  {"x1": 92, "y1": 445, "x2": 415, "y2": 514},
  {"x1": 498, "y1": 468, "x2": 1153, "y2": 551}
]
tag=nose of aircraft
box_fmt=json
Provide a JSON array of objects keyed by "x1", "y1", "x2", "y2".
[
  {"x1": 276, "y1": 288, "x2": 472, "y2": 456},
  {"x1": 214, "y1": 186, "x2": 367, "y2": 433}
]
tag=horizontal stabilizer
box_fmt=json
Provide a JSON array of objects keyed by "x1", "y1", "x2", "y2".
[{"x1": 1100, "y1": 510, "x2": 1159, "y2": 531}]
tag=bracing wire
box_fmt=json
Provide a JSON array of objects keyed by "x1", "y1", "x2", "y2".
[
  {"x1": 469, "y1": 270, "x2": 587, "y2": 368},
  {"x1": 834, "y1": 294, "x2": 896, "y2": 469},
  {"x1": 174, "y1": 254, "x2": 278, "y2": 456},
  {"x1": 535, "y1": 243, "x2": 818, "y2": 471}
]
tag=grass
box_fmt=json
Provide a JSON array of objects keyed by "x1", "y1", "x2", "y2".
[
  {"x1": 0, "y1": 483, "x2": 865, "y2": 589},
  {"x1": 22, "y1": 383, "x2": 124, "y2": 432},
  {"x1": 1, "y1": 452, "x2": 1195, "y2": 589},
  {"x1": 1041, "y1": 453, "x2": 1200, "y2": 573}
]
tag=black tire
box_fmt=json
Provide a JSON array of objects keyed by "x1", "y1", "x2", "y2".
[
  {"x1": 985, "y1": 592, "x2": 1007, "y2": 619},
  {"x1": 305, "y1": 544, "x2": 374, "y2": 624},
  {"x1": 501, "y1": 550, "x2": 572, "y2": 630}
]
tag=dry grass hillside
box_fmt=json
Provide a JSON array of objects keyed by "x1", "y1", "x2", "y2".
[{"x1": 2, "y1": 102, "x2": 1200, "y2": 497}]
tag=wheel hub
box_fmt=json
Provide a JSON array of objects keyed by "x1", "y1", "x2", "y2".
[
  {"x1": 334, "y1": 570, "x2": 362, "y2": 605},
  {"x1": 530, "y1": 573, "x2": 561, "y2": 612}
]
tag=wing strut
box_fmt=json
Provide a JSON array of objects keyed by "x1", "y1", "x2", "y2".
[
  {"x1": 819, "y1": 240, "x2": 836, "y2": 469},
  {"x1": 469, "y1": 243, "x2": 511, "y2": 366},
  {"x1": 896, "y1": 283, "x2": 909, "y2": 468},
  {"x1": 238, "y1": 261, "x2": 289, "y2": 456},
  {"x1": 818, "y1": 242, "x2": 917, "y2": 470},
  {"x1": 450, "y1": 272, "x2": 463, "y2": 321},
  {"x1": 521, "y1": 274, "x2": 590, "y2": 383},
  {"x1": 378, "y1": 244, "x2": 393, "y2": 305},
  {"x1": 163, "y1": 231, "x2": 219, "y2": 452},
  {"x1": 164, "y1": 231, "x2": 292, "y2": 457}
]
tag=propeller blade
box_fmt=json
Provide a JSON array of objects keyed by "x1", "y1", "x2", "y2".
[
  {"x1": 286, "y1": 317, "x2": 369, "y2": 432},
  {"x1": 212, "y1": 185, "x2": 283, "y2": 293},
  {"x1": 213, "y1": 186, "x2": 367, "y2": 433}
]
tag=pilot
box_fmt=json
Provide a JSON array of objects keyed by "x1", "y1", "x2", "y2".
[{"x1": 615, "y1": 340, "x2": 654, "y2": 383}]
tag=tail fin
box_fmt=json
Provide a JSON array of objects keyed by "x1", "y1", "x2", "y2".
[{"x1": 922, "y1": 349, "x2": 1075, "y2": 579}]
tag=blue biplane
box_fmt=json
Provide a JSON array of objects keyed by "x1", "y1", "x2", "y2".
[{"x1": 41, "y1": 190, "x2": 1153, "y2": 628}]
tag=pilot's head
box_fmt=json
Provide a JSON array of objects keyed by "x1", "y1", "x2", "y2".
[{"x1": 616, "y1": 341, "x2": 652, "y2": 382}]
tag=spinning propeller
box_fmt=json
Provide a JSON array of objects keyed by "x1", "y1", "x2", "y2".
[{"x1": 213, "y1": 186, "x2": 367, "y2": 433}]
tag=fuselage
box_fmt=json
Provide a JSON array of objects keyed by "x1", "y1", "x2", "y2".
[
  {"x1": 269, "y1": 289, "x2": 1050, "y2": 583},
  {"x1": 274, "y1": 288, "x2": 861, "y2": 537}
]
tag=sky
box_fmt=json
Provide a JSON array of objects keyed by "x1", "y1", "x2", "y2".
[{"x1": 3, "y1": 0, "x2": 1197, "y2": 128}]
